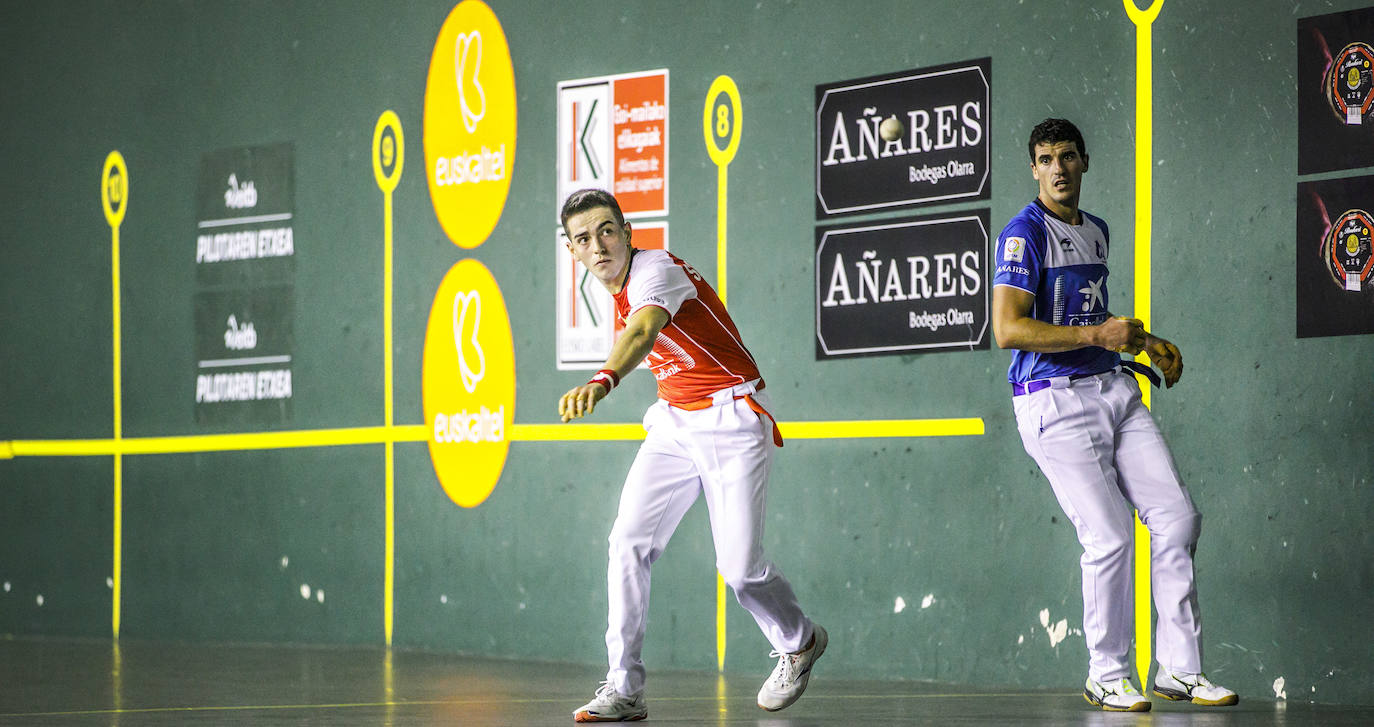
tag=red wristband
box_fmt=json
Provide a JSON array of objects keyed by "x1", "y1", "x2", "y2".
[{"x1": 588, "y1": 368, "x2": 619, "y2": 392}]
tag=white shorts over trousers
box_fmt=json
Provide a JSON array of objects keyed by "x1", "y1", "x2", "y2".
[
  {"x1": 604, "y1": 382, "x2": 812, "y2": 696},
  {"x1": 1013, "y1": 369, "x2": 1203, "y2": 683}
]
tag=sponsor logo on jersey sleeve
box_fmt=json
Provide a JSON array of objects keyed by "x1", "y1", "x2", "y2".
[{"x1": 1003, "y1": 236, "x2": 1025, "y2": 262}]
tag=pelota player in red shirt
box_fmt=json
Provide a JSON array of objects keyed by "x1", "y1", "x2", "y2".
[{"x1": 558, "y1": 189, "x2": 826, "y2": 722}]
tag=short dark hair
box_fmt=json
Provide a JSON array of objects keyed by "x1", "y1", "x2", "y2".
[
  {"x1": 1028, "y1": 118, "x2": 1086, "y2": 161},
  {"x1": 560, "y1": 188, "x2": 626, "y2": 228}
]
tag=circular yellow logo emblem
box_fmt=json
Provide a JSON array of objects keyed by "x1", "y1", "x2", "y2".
[
  {"x1": 424, "y1": 0, "x2": 517, "y2": 249},
  {"x1": 703, "y1": 75, "x2": 742, "y2": 167},
  {"x1": 102, "y1": 151, "x2": 128, "y2": 228},
  {"x1": 422, "y1": 259, "x2": 515, "y2": 508},
  {"x1": 372, "y1": 110, "x2": 404, "y2": 193},
  {"x1": 1349, "y1": 233, "x2": 1362, "y2": 255}
]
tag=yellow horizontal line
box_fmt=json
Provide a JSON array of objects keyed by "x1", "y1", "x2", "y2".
[
  {"x1": 509, "y1": 423, "x2": 646, "y2": 440},
  {"x1": 4, "y1": 426, "x2": 427, "y2": 457},
  {"x1": 781, "y1": 418, "x2": 983, "y2": 438},
  {"x1": 0, "y1": 418, "x2": 983, "y2": 457}
]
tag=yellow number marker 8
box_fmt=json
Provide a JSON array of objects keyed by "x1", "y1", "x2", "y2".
[{"x1": 702, "y1": 75, "x2": 742, "y2": 672}]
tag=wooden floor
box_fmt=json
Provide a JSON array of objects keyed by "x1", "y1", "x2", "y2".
[{"x1": 0, "y1": 638, "x2": 1369, "y2": 725}]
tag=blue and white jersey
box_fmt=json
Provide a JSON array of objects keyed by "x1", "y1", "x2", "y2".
[{"x1": 994, "y1": 199, "x2": 1121, "y2": 384}]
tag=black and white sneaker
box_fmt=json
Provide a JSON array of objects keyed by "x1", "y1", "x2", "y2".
[
  {"x1": 1084, "y1": 677, "x2": 1151, "y2": 712},
  {"x1": 1153, "y1": 670, "x2": 1238, "y2": 706}
]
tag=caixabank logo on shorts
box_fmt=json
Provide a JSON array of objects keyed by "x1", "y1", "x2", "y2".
[
  {"x1": 422, "y1": 259, "x2": 515, "y2": 508},
  {"x1": 425, "y1": 0, "x2": 516, "y2": 249}
]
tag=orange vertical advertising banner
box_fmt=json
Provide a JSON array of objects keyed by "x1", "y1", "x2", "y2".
[{"x1": 611, "y1": 72, "x2": 668, "y2": 216}]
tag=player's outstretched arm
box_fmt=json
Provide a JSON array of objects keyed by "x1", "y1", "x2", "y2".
[
  {"x1": 558, "y1": 306, "x2": 671, "y2": 422},
  {"x1": 1143, "y1": 333, "x2": 1183, "y2": 387},
  {"x1": 992, "y1": 286, "x2": 1146, "y2": 353}
]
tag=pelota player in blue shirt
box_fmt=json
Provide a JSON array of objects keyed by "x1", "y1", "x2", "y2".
[{"x1": 992, "y1": 118, "x2": 1238, "y2": 712}]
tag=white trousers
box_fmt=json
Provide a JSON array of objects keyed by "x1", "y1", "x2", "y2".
[
  {"x1": 1013, "y1": 370, "x2": 1203, "y2": 683},
  {"x1": 605, "y1": 384, "x2": 812, "y2": 696}
]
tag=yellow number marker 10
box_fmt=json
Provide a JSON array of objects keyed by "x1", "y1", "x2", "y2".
[
  {"x1": 702, "y1": 75, "x2": 741, "y2": 672},
  {"x1": 101, "y1": 150, "x2": 128, "y2": 639}
]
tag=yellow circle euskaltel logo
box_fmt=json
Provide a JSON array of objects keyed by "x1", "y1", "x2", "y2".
[
  {"x1": 424, "y1": 0, "x2": 517, "y2": 249},
  {"x1": 422, "y1": 259, "x2": 515, "y2": 508}
]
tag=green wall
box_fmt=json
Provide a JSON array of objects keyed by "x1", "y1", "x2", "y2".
[{"x1": 1, "y1": 0, "x2": 1371, "y2": 706}]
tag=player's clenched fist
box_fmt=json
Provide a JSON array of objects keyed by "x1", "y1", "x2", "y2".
[
  {"x1": 1145, "y1": 336, "x2": 1183, "y2": 388},
  {"x1": 1097, "y1": 316, "x2": 1146, "y2": 355},
  {"x1": 559, "y1": 382, "x2": 609, "y2": 422}
]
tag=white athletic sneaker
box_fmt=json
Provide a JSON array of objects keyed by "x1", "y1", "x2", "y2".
[
  {"x1": 757, "y1": 624, "x2": 828, "y2": 712},
  {"x1": 1083, "y1": 677, "x2": 1151, "y2": 712},
  {"x1": 1152, "y1": 670, "x2": 1239, "y2": 706},
  {"x1": 572, "y1": 682, "x2": 647, "y2": 722}
]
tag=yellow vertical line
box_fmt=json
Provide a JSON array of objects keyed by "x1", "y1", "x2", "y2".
[
  {"x1": 1133, "y1": 9, "x2": 1153, "y2": 692},
  {"x1": 704, "y1": 75, "x2": 741, "y2": 674},
  {"x1": 111, "y1": 641, "x2": 123, "y2": 712},
  {"x1": 383, "y1": 646, "x2": 395, "y2": 724},
  {"x1": 1124, "y1": 0, "x2": 1164, "y2": 690},
  {"x1": 383, "y1": 190, "x2": 395, "y2": 647},
  {"x1": 1133, "y1": 10, "x2": 1155, "y2": 407},
  {"x1": 716, "y1": 572, "x2": 728, "y2": 672},
  {"x1": 715, "y1": 671, "x2": 729, "y2": 723},
  {"x1": 102, "y1": 151, "x2": 127, "y2": 640},
  {"x1": 373, "y1": 110, "x2": 402, "y2": 648},
  {"x1": 111, "y1": 224, "x2": 123, "y2": 640},
  {"x1": 715, "y1": 163, "x2": 729, "y2": 673},
  {"x1": 717, "y1": 165, "x2": 728, "y2": 306}
]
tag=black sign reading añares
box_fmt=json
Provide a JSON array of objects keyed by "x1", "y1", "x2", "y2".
[
  {"x1": 815, "y1": 211, "x2": 990, "y2": 359},
  {"x1": 815, "y1": 58, "x2": 990, "y2": 216}
]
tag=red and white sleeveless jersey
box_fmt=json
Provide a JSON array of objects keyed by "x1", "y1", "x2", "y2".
[{"x1": 613, "y1": 249, "x2": 762, "y2": 405}]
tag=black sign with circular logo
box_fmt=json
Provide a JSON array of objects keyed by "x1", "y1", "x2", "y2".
[{"x1": 1323, "y1": 208, "x2": 1374, "y2": 291}]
